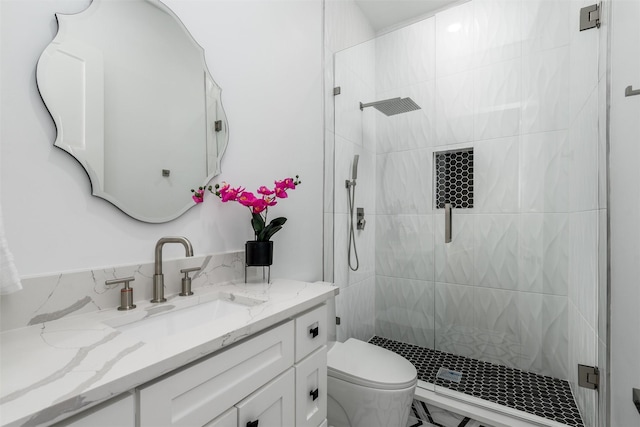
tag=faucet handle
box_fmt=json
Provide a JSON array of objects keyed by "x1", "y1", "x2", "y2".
[
  {"x1": 106, "y1": 277, "x2": 136, "y2": 311},
  {"x1": 179, "y1": 267, "x2": 200, "y2": 296}
]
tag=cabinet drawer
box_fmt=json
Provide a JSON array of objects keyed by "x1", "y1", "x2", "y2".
[
  {"x1": 54, "y1": 392, "x2": 135, "y2": 427},
  {"x1": 237, "y1": 368, "x2": 295, "y2": 427},
  {"x1": 295, "y1": 304, "x2": 327, "y2": 362},
  {"x1": 203, "y1": 407, "x2": 236, "y2": 427},
  {"x1": 138, "y1": 321, "x2": 294, "y2": 426},
  {"x1": 295, "y1": 346, "x2": 327, "y2": 427}
]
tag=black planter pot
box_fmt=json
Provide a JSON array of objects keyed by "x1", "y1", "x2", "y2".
[{"x1": 245, "y1": 240, "x2": 273, "y2": 266}]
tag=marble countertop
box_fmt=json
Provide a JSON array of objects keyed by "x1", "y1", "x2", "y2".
[{"x1": 0, "y1": 279, "x2": 338, "y2": 427}]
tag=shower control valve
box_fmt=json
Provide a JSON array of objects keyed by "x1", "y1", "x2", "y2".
[{"x1": 357, "y1": 207, "x2": 366, "y2": 230}]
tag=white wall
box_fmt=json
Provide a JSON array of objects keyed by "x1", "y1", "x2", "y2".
[
  {"x1": 609, "y1": 1, "x2": 640, "y2": 426},
  {"x1": 0, "y1": 0, "x2": 323, "y2": 282}
]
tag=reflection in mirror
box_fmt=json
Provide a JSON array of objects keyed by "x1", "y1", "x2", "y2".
[{"x1": 37, "y1": 0, "x2": 228, "y2": 223}]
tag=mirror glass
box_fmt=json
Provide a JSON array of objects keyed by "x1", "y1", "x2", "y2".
[{"x1": 37, "y1": 0, "x2": 228, "y2": 223}]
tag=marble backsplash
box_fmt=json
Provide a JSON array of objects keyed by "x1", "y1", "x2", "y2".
[{"x1": 0, "y1": 251, "x2": 249, "y2": 332}]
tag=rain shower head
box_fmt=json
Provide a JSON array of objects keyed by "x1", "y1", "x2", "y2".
[{"x1": 359, "y1": 97, "x2": 421, "y2": 116}]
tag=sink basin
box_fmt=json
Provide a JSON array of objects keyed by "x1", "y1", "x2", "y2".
[{"x1": 104, "y1": 294, "x2": 264, "y2": 342}]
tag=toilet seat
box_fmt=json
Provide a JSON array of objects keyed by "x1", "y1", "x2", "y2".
[{"x1": 327, "y1": 338, "x2": 417, "y2": 390}]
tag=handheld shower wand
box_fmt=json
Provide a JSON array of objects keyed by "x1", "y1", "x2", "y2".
[{"x1": 346, "y1": 154, "x2": 360, "y2": 271}]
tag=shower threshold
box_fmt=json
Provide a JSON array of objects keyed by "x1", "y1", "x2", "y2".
[{"x1": 369, "y1": 336, "x2": 585, "y2": 427}]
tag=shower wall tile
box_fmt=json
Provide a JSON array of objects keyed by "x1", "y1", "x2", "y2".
[
  {"x1": 334, "y1": 202, "x2": 376, "y2": 287},
  {"x1": 435, "y1": 1, "x2": 475, "y2": 78},
  {"x1": 375, "y1": 214, "x2": 435, "y2": 281},
  {"x1": 473, "y1": 58, "x2": 522, "y2": 141},
  {"x1": 568, "y1": 0, "x2": 599, "y2": 120},
  {"x1": 519, "y1": 130, "x2": 570, "y2": 213},
  {"x1": 569, "y1": 210, "x2": 598, "y2": 331},
  {"x1": 474, "y1": 214, "x2": 519, "y2": 290},
  {"x1": 472, "y1": 0, "x2": 522, "y2": 68},
  {"x1": 522, "y1": 46, "x2": 570, "y2": 134},
  {"x1": 333, "y1": 212, "x2": 349, "y2": 288},
  {"x1": 569, "y1": 89, "x2": 599, "y2": 212},
  {"x1": 336, "y1": 276, "x2": 375, "y2": 343},
  {"x1": 375, "y1": 18, "x2": 435, "y2": 93},
  {"x1": 375, "y1": 149, "x2": 432, "y2": 214},
  {"x1": 375, "y1": 276, "x2": 435, "y2": 349},
  {"x1": 325, "y1": 51, "x2": 335, "y2": 134},
  {"x1": 517, "y1": 293, "x2": 569, "y2": 379},
  {"x1": 472, "y1": 287, "x2": 520, "y2": 368},
  {"x1": 518, "y1": 213, "x2": 569, "y2": 296},
  {"x1": 474, "y1": 136, "x2": 519, "y2": 213},
  {"x1": 521, "y1": 0, "x2": 570, "y2": 55},
  {"x1": 434, "y1": 213, "x2": 475, "y2": 286},
  {"x1": 435, "y1": 283, "x2": 477, "y2": 359},
  {"x1": 334, "y1": 134, "x2": 355, "y2": 215},
  {"x1": 435, "y1": 71, "x2": 474, "y2": 145}
]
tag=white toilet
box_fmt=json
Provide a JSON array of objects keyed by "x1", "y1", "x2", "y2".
[{"x1": 326, "y1": 338, "x2": 417, "y2": 427}]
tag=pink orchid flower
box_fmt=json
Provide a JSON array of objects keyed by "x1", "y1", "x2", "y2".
[
  {"x1": 237, "y1": 191, "x2": 258, "y2": 207},
  {"x1": 257, "y1": 186, "x2": 274, "y2": 196},
  {"x1": 220, "y1": 185, "x2": 244, "y2": 202},
  {"x1": 274, "y1": 187, "x2": 288, "y2": 199},
  {"x1": 265, "y1": 196, "x2": 278, "y2": 207},
  {"x1": 251, "y1": 198, "x2": 268, "y2": 214}
]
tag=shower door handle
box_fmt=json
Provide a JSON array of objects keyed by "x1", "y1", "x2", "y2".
[{"x1": 445, "y1": 203, "x2": 452, "y2": 243}]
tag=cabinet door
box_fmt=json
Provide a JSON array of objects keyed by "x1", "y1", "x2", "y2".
[
  {"x1": 295, "y1": 346, "x2": 327, "y2": 427},
  {"x1": 54, "y1": 392, "x2": 135, "y2": 427},
  {"x1": 139, "y1": 321, "x2": 294, "y2": 426},
  {"x1": 236, "y1": 368, "x2": 295, "y2": 427}
]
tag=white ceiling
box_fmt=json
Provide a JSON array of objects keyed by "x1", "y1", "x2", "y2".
[{"x1": 354, "y1": 0, "x2": 461, "y2": 32}]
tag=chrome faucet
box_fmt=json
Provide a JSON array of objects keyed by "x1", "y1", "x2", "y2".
[{"x1": 152, "y1": 236, "x2": 194, "y2": 303}]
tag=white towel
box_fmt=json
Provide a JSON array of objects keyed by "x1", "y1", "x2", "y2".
[{"x1": 0, "y1": 207, "x2": 22, "y2": 295}]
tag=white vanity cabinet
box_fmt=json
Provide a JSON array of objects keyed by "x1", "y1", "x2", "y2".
[{"x1": 138, "y1": 303, "x2": 328, "y2": 427}]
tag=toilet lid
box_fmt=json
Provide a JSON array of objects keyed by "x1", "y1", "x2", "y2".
[{"x1": 327, "y1": 339, "x2": 417, "y2": 390}]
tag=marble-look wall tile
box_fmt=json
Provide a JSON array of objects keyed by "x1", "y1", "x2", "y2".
[
  {"x1": 0, "y1": 251, "x2": 245, "y2": 332},
  {"x1": 375, "y1": 276, "x2": 435, "y2": 349},
  {"x1": 568, "y1": 0, "x2": 599, "y2": 121}
]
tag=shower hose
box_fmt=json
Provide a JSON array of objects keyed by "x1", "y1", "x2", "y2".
[{"x1": 347, "y1": 181, "x2": 359, "y2": 271}]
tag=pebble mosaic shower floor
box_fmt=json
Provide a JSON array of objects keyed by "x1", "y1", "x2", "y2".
[{"x1": 369, "y1": 336, "x2": 585, "y2": 427}]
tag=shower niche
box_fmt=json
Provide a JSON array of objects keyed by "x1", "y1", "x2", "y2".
[{"x1": 433, "y1": 148, "x2": 474, "y2": 210}]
